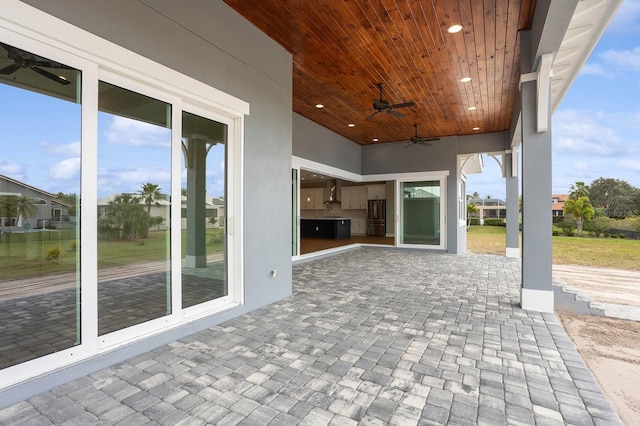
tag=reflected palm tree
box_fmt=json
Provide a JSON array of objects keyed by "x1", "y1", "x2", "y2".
[
  {"x1": 15, "y1": 196, "x2": 37, "y2": 227},
  {"x1": 138, "y1": 183, "x2": 163, "y2": 216},
  {"x1": 0, "y1": 195, "x2": 25, "y2": 230}
]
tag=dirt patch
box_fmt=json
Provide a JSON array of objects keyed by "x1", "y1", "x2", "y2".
[
  {"x1": 558, "y1": 313, "x2": 640, "y2": 425},
  {"x1": 553, "y1": 264, "x2": 640, "y2": 306}
]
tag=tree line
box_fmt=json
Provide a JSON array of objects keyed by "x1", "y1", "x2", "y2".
[
  {"x1": 563, "y1": 178, "x2": 640, "y2": 237},
  {"x1": 98, "y1": 183, "x2": 165, "y2": 241}
]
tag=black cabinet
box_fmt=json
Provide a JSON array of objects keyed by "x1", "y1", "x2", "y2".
[{"x1": 301, "y1": 219, "x2": 351, "y2": 239}]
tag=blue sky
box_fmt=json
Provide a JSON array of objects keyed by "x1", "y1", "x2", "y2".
[
  {"x1": 467, "y1": 0, "x2": 640, "y2": 199},
  {"x1": 0, "y1": 83, "x2": 225, "y2": 199}
]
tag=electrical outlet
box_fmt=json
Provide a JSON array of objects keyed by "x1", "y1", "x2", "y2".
[{"x1": 270, "y1": 269, "x2": 277, "y2": 278}]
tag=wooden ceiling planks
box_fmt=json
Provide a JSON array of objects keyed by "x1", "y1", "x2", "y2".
[{"x1": 222, "y1": 0, "x2": 535, "y2": 145}]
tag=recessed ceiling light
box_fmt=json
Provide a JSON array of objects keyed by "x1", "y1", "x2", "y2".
[
  {"x1": 348, "y1": 123, "x2": 355, "y2": 127},
  {"x1": 468, "y1": 106, "x2": 476, "y2": 111},
  {"x1": 372, "y1": 138, "x2": 379, "y2": 142},
  {"x1": 447, "y1": 24, "x2": 463, "y2": 34},
  {"x1": 473, "y1": 127, "x2": 480, "y2": 131},
  {"x1": 460, "y1": 77, "x2": 471, "y2": 83},
  {"x1": 315, "y1": 104, "x2": 324, "y2": 108}
]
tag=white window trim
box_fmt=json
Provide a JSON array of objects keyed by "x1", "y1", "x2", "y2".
[
  {"x1": 0, "y1": 0, "x2": 246, "y2": 389},
  {"x1": 396, "y1": 175, "x2": 447, "y2": 251}
]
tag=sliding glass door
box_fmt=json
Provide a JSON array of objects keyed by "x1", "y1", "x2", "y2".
[{"x1": 398, "y1": 179, "x2": 445, "y2": 249}]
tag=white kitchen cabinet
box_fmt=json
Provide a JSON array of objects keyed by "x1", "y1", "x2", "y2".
[
  {"x1": 350, "y1": 218, "x2": 366, "y2": 235},
  {"x1": 367, "y1": 184, "x2": 386, "y2": 200},
  {"x1": 301, "y1": 188, "x2": 324, "y2": 209},
  {"x1": 341, "y1": 186, "x2": 367, "y2": 209}
]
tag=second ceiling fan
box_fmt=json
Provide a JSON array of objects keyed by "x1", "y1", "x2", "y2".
[
  {"x1": 402, "y1": 124, "x2": 440, "y2": 148},
  {"x1": 366, "y1": 83, "x2": 414, "y2": 121}
]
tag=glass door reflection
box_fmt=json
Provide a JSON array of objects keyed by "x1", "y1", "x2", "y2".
[
  {"x1": 97, "y1": 81, "x2": 172, "y2": 335},
  {"x1": 400, "y1": 180, "x2": 441, "y2": 246},
  {"x1": 181, "y1": 111, "x2": 227, "y2": 308}
]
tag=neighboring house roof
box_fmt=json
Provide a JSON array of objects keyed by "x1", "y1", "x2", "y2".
[
  {"x1": 0, "y1": 174, "x2": 72, "y2": 208},
  {"x1": 207, "y1": 196, "x2": 225, "y2": 206},
  {"x1": 470, "y1": 198, "x2": 506, "y2": 207},
  {"x1": 552, "y1": 194, "x2": 569, "y2": 212}
]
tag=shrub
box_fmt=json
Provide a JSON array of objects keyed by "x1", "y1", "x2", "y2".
[
  {"x1": 468, "y1": 218, "x2": 480, "y2": 226},
  {"x1": 47, "y1": 246, "x2": 64, "y2": 260},
  {"x1": 584, "y1": 216, "x2": 614, "y2": 238},
  {"x1": 207, "y1": 232, "x2": 224, "y2": 245},
  {"x1": 618, "y1": 233, "x2": 626, "y2": 239},
  {"x1": 556, "y1": 221, "x2": 576, "y2": 236},
  {"x1": 484, "y1": 218, "x2": 506, "y2": 227}
]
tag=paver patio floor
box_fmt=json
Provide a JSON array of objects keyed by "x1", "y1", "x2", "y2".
[{"x1": 0, "y1": 248, "x2": 621, "y2": 425}]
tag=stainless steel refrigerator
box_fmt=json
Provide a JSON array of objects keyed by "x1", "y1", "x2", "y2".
[{"x1": 366, "y1": 199, "x2": 386, "y2": 236}]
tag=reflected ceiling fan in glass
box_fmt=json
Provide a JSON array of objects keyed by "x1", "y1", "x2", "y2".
[{"x1": 0, "y1": 42, "x2": 72, "y2": 85}]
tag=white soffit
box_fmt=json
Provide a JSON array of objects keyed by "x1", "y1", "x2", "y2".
[
  {"x1": 551, "y1": 0, "x2": 623, "y2": 112},
  {"x1": 460, "y1": 154, "x2": 483, "y2": 176}
]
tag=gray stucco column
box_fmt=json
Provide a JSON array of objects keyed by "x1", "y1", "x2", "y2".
[
  {"x1": 520, "y1": 77, "x2": 553, "y2": 312},
  {"x1": 185, "y1": 139, "x2": 207, "y2": 268},
  {"x1": 505, "y1": 151, "x2": 520, "y2": 258}
]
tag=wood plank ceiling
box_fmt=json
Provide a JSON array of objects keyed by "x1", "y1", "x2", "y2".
[{"x1": 222, "y1": 0, "x2": 536, "y2": 145}]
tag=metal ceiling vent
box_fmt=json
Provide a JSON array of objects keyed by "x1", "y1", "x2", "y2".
[{"x1": 326, "y1": 179, "x2": 339, "y2": 204}]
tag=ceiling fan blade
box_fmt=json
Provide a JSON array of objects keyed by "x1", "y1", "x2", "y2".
[
  {"x1": 387, "y1": 109, "x2": 405, "y2": 118},
  {"x1": 0, "y1": 62, "x2": 21, "y2": 75},
  {"x1": 402, "y1": 142, "x2": 415, "y2": 149},
  {"x1": 365, "y1": 111, "x2": 380, "y2": 121},
  {"x1": 30, "y1": 59, "x2": 72, "y2": 70},
  {"x1": 31, "y1": 66, "x2": 71, "y2": 85},
  {"x1": 389, "y1": 101, "x2": 415, "y2": 109}
]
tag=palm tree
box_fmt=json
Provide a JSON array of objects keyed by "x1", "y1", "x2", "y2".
[
  {"x1": 138, "y1": 183, "x2": 163, "y2": 216},
  {"x1": 569, "y1": 181, "x2": 589, "y2": 200},
  {"x1": 15, "y1": 196, "x2": 37, "y2": 227},
  {"x1": 563, "y1": 196, "x2": 595, "y2": 237},
  {"x1": 466, "y1": 203, "x2": 478, "y2": 229}
]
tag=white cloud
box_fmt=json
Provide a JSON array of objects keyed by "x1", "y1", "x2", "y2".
[
  {"x1": 41, "y1": 141, "x2": 81, "y2": 156},
  {"x1": 105, "y1": 116, "x2": 171, "y2": 148},
  {"x1": 579, "y1": 62, "x2": 609, "y2": 77},
  {"x1": 49, "y1": 158, "x2": 81, "y2": 180},
  {"x1": 600, "y1": 46, "x2": 640, "y2": 73},
  {"x1": 97, "y1": 167, "x2": 170, "y2": 197},
  {"x1": 607, "y1": 0, "x2": 640, "y2": 34},
  {"x1": 552, "y1": 110, "x2": 626, "y2": 156},
  {"x1": 0, "y1": 162, "x2": 26, "y2": 179}
]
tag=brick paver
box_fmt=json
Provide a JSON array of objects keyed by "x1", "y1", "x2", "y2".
[{"x1": 0, "y1": 248, "x2": 621, "y2": 425}]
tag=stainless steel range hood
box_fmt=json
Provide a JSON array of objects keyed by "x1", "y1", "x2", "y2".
[{"x1": 325, "y1": 179, "x2": 340, "y2": 204}]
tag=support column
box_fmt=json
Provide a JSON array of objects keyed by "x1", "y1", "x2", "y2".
[
  {"x1": 185, "y1": 139, "x2": 207, "y2": 268},
  {"x1": 505, "y1": 151, "x2": 520, "y2": 258},
  {"x1": 520, "y1": 62, "x2": 554, "y2": 312}
]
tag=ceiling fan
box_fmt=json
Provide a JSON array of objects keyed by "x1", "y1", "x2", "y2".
[
  {"x1": 0, "y1": 42, "x2": 71, "y2": 85},
  {"x1": 365, "y1": 83, "x2": 415, "y2": 121},
  {"x1": 402, "y1": 124, "x2": 440, "y2": 148}
]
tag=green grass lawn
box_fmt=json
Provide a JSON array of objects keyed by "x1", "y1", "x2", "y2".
[
  {"x1": 0, "y1": 228, "x2": 225, "y2": 280},
  {"x1": 467, "y1": 225, "x2": 640, "y2": 271}
]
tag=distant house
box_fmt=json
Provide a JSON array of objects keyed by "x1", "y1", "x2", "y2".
[
  {"x1": 469, "y1": 197, "x2": 506, "y2": 223},
  {"x1": 552, "y1": 194, "x2": 569, "y2": 220},
  {"x1": 0, "y1": 174, "x2": 72, "y2": 231},
  {"x1": 97, "y1": 193, "x2": 225, "y2": 230}
]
